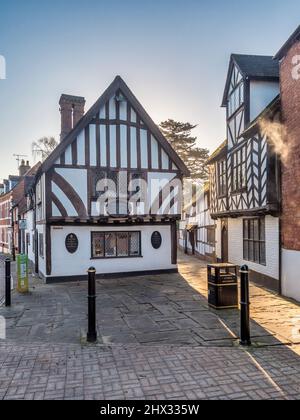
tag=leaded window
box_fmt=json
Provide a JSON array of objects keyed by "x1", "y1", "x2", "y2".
[
  {"x1": 91, "y1": 231, "x2": 141, "y2": 259},
  {"x1": 232, "y1": 146, "x2": 247, "y2": 193},
  {"x1": 217, "y1": 160, "x2": 227, "y2": 197},
  {"x1": 243, "y1": 218, "x2": 266, "y2": 265}
]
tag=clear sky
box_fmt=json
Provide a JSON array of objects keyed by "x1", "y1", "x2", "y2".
[{"x1": 0, "y1": 0, "x2": 299, "y2": 180}]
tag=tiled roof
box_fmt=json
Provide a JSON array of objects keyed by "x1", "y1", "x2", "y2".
[
  {"x1": 232, "y1": 54, "x2": 279, "y2": 78},
  {"x1": 207, "y1": 140, "x2": 228, "y2": 164}
]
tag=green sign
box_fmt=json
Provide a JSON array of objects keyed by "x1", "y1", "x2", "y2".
[{"x1": 17, "y1": 254, "x2": 29, "y2": 293}]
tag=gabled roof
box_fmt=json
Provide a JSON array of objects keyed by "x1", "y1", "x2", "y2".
[
  {"x1": 39, "y1": 76, "x2": 190, "y2": 177},
  {"x1": 274, "y1": 25, "x2": 300, "y2": 60},
  {"x1": 207, "y1": 140, "x2": 228, "y2": 164},
  {"x1": 222, "y1": 54, "x2": 279, "y2": 107},
  {"x1": 12, "y1": 162, "x2": 41, "y2": 211}
]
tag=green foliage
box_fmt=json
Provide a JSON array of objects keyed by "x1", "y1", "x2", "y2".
[{"x1": 160, "y1": 119, "x2": 209, "y2": 180}]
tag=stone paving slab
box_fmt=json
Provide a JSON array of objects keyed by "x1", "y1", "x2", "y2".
[
  {"x1": 1, "y1": 251, "x2": 300, "y2": 348},
  {"x1": 1, "y1": 251, "x2": 300, "y2": 399}
]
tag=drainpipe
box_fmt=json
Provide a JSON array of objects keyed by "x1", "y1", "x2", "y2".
[
  {"x1": 278, "y1": 155, "x2": 282, "y2": 296},
  {"x1": 279, "y1": 216, "x2": 282, "y2": 296},
  {"x1": 10, "y1": 201, "x2": 15, "y2": 261}
]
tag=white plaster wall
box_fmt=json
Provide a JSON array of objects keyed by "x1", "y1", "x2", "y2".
[
  {"x1": 250, "y1": 81, "x2": 280, "y2": 122},
  {"x1": 215, "y1": 219, "x2": 222, "y2": 260},
  {"x1": 25, "y1": 209, "x2": 35, "y2": 264},
  {"x1": 50, "y1": 225, "x2": 175, "y2": 278},
  {"x1": 228, "y1": 216, "x2": 279, "y2": 280},
  {"x1": 36, "y1": 224, "x2": 46, "y2": 276},
  {"x1": 54, "y1": 168, "x2": 88, "y2": 213},
  {"x1": 282, "y1": 249, "x2": 300, "y2": 302}
]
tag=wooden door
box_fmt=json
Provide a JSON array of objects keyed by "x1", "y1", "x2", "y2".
[{"x1": 221, "y1": 224, "x2": 228, "y2": 263}]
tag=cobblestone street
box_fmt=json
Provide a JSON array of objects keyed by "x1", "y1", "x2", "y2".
[{"x1": 1, "y1": 252, "x2": 300, "y2": 400}]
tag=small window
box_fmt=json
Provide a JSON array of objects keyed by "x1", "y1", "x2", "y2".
[
  {"x1": 206, "y1": 226, "x2": 215, "y2": 246},
  {"x1": 39, "y1": 233, "x2": 44, "y2": 258},
  {"x1": 243, "y1": 218, "x2": 266, "y2": 265},
  {"x1": 91, "y1": 231, "x2": 141, "y2": 259},
  {"x1": 217, "y1": 160, "x2": 227, "y2": 197},
  {"x1": 232, "y1": 146, "x2": 247, "y2": 193}
]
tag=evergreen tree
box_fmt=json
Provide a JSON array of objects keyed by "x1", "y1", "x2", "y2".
[{"x1": 160, "y1": 119, "x2": 209, "y2": 180}]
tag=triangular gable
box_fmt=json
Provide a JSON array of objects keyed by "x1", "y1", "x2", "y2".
[
  {"x1": 221, "y1": 57, "x2": 244, "y2": 107},
  {"x1": 40, "y1": 76, "x2": 190, "y2": 176}
]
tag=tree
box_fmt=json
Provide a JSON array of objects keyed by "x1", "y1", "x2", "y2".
[
  {"x1": 32, "y1": 137, "x2": 58, "y2": 161},
  {"x1": 159, "y1": 119, "x2": 209, "y2": 180}
]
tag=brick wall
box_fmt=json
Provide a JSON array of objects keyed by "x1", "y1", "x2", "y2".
[{"x1": 280, "y1": 40, "x2": 300, "y2": 251}]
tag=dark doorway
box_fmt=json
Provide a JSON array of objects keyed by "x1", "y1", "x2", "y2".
[
  {"x1": 34, "y1": 231, "x2": 39, "y2": 274},
  {"x1": 189, "y1": 229, "x2": 196, "y2": 255},
  {"x1": 184, "y1": 231, "x2": 188, "y2": 254},
  {"x1": 221, "y1": 223, "x2": 228, "y2": 263}
]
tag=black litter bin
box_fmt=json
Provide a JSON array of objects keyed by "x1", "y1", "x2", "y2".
[{"x1": 207, "y1": 263, "x2": 238, "y2": 309}]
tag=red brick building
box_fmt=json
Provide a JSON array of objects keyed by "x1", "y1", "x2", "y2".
[
  {"x1": 0, "y1": 161, "x2": 39, "y2": 256},
  {"x1": 0, "y1": 190, "x2": 12, "y2": 254},
  {"x1": 275, "y1": 26, "x2": 300, "y2": 301}
]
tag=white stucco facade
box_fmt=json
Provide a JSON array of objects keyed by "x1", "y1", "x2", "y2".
[
  {"x1": 215, "y1": 219, "x2": 222, "y2": 260},
  {"x1": 227, "y1": 215, "x2": 279, "y2": 281},
  {"x1": 282, "y1": 249, "x2": 300, "y2": 302},
  {"x1": 47, "y1": 224, "x2": 175, "y2": 279},
  {"x1": 249, "y1": 80, "x2": 280, "y2": 121},
  {"x1": 24, "y1": 209, "x2": 35, "y2": 266}
]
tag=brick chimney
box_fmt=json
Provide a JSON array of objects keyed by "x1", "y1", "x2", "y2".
[
  {"x1": 59, "y1": 94, "x2": 85, "y2": 141},
  {"x1": 19, "y1": 160, "x2": 31, "y2": 177}
]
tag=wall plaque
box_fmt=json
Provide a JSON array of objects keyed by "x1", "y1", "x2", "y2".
[
  {"x1": 65, "y1": 233, "x2": 79, "y2": 254},
  {"x1": 151, "y1": 231, "x2": 162, "y2": 249}
]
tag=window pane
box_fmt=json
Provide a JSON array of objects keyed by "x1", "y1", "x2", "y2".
[
  {"x1": 248, "y1": 241, "x2": 254, "y2": 261},
  {"x1": 254, "y1": 242, "x2": 260, "y2": 263},
  {"x1": 254, "y1": 219, "x2": 259, "y2": 240},
  {"x1": 117, "y1": 233, "x2": 129, "y2": 257},
  {"x1": 260, "y1": 242, "x2": 266, "y2": 265},
  {"x1": 243, "y1": 240, "x2": 248, "y2": 260},
  {"x1": 243, "y1": 220, "x2": 248, "y2": 239},
  {"x1": 92, "y1": 233, "x2": 104, "y2": 258},
  {"x1": 129, "y1": 232, "x2": 140, "y2": 256},
  {"x1": 105, "y1": 233, "x2": 117, "y2": 257},
  {"x1": 260, "y1": 218, "x2": 265, "y2": 241},
  {"x1": 249, "y1": 220, "x2": 254, "y2": 240}
]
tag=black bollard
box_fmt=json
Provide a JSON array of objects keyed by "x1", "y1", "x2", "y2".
[
  {"x1": 87, "y1": 267, "x2": 97, "y2": 343},
  {"x1": 240, "y1": 265, "x2": 251, "y2": 346},
  {"x1": 5, "y1": 258, "x2": 11, "y2": 307}
]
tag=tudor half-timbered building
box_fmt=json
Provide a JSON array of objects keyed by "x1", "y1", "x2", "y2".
[
  {"x1": 31, "y1": 76, "x2": 189, "y2": 282},
  {"x1": 209, "y1": 55, "x2": 281, "y2": 291},
  {"x1": 179, "y1": 182, "x2": 216, "y2": 261}
]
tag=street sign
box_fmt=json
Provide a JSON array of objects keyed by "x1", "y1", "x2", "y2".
[
  {"x1": 17, "y1": 254, "x2": 29, "y2": 293},
  {"x1": 19, "y1": 220, "x2": 27, "y2": 230}
]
